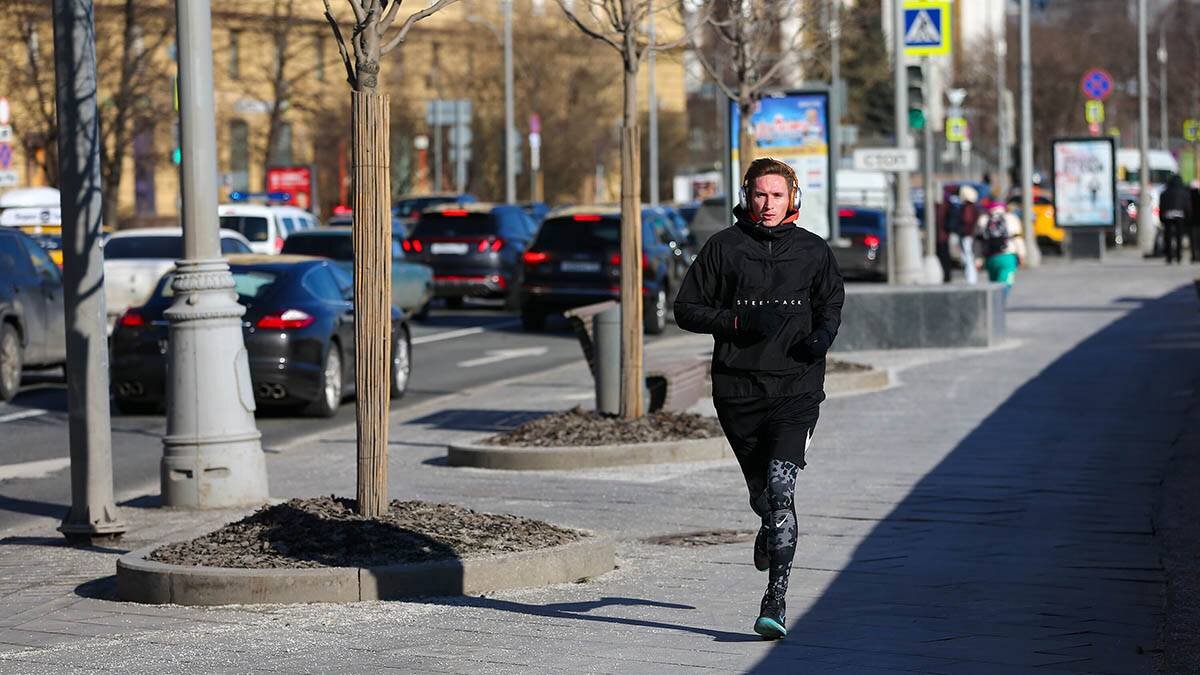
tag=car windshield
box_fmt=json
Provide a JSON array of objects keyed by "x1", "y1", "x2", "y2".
[
  {"x1": 411, "y1": 213, "x2": 497, "y2": 238},
  {"x1": 159, "y1": 269, "x2": 279, "y2": 302},
  {"x1": 533, "y1": 216, "x2": 620, "y2": 251},
  {"x1": 282, "y1": 234, "x2": 354, "y2": 261},
  {"x1": 1123, "y1": 168, "x2": 1174, "y2": 184},
  {"x1": 219, "y1": 215, "x2": 270, "y2": 242},
  {"x1": 103, "y1": 235, "x2": 182, "y2": 259},
  {"x1": 395, "y1": 197, "x2": 459, "y2": 218}
]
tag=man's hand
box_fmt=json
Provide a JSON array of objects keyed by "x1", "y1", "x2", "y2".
[
  {"x1": 736, "y1": 308, "x2": 786, "y2": 340},
  {"x1": 792, "y1": 330, "x2": 832, "y2": 361}
]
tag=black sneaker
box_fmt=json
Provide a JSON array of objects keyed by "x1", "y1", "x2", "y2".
[
  {"x1": 754, "y1": 594, "x2": 787, "y2": 640},
  {"x1": 753, "y1": 524, "x2": 769, "y2": 571}
]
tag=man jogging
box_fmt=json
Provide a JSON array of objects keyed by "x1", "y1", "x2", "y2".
[{"x1": 674, "y1": 158, "x2": 844, "y2": 640}]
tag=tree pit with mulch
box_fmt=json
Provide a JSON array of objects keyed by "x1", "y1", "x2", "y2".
[
  {"x1": 485, "y1": 406, "x2": 724, "y2": 447},
  {"x1": 149, "y1": 497, "x2": 585, "y2": 569}
]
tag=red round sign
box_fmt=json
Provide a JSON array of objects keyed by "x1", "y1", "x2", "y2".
[{"x1": 1080, "y1": 68, "x2": 1114, "y2": 101}]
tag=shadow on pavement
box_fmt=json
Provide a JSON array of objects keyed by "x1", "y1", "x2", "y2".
[
  {"x1": 0, "y1": 535, "x2": 127, "y2": 555},
  {"x1": 750, "y1": 285, "x2": 1199, "y2": 674},
  {"x1": 407, "y1": 409, "x2": 548, "y2": 433},
  {"x1": 0, "y1": 495, "x2": 67, "y2": 520}
]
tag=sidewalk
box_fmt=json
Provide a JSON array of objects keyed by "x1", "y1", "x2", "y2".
[{"x1": 0, "y1": 252, "x2": 1197, "y2": 674}]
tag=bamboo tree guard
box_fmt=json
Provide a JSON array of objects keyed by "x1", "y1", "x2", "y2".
[{"x1": 352, "y1": 90, "x2": 391, "y2": 518}]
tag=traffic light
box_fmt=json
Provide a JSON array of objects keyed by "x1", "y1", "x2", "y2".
[{"x1": 907, "y1": 64, "x2": 926, "y2": 131}]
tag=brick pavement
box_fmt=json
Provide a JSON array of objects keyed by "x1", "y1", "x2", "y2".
[{"x1": 0, "y1": 251, "x2": 1197, "y2": 674}]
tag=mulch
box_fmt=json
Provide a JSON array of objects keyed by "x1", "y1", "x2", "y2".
[
  {"x1": 485, "y1": 406, "x2": 724, "y2": 447},
  {"x1": 148, "y1": 497, "x2": 585, "y2": 569}
]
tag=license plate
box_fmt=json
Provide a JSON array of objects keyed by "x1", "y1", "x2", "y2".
[
  {"x1": 430, "y1": 242, "x2": 469, "y2": 255},
  {"x1": 561, "y1": 261, "x2": 600, "y2": 273}
]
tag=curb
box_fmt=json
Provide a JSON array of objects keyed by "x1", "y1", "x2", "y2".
[
  {"x1": 448, "y1": 436, "x2": 732, "y2": 471},
  {"x1": 701, "y1": 366, "x2": 892, "y2": 398},
  {"x1": 116, "y1": 535, "x2": 615, "y2": 606}
]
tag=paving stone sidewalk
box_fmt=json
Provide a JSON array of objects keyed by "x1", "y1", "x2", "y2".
[{"x1": 0, "y1": 253, "x2": 1197, "y2": 674}]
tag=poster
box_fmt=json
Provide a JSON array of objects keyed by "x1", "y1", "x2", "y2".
[
  {"x1": 266, "y1": 166, "x2": 315, "y2": 212},
  {"x1": 1051, "y1": 138, "x2": 1116, "y2": 228},
  {"x1": 729, "y1": 91, "x2": 833, "y2": 240}
]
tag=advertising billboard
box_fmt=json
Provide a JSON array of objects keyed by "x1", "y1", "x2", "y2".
[
  {"x1": 730, "y1": 90, "x2": 833, "y2": 240},
  {"x1": 1051, "y1": 137, "x2": 1116, "y2": 228},
  {"x1": 266, "y1": 165, "x2": 316, "y2": 212}
]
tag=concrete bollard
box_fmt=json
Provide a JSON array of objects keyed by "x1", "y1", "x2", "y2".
[{"x1": 593, "y1": 306, "x2": 621, "y2": 415}]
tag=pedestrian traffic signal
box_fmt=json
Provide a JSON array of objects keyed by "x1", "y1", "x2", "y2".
[{"x1": 907, "y1": 64, "x2": 927, "y2": 131}]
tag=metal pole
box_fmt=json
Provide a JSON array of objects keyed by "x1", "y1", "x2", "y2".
[
  {"x1": 830, "y1": 0, "x2": 842, "y2": 244},
  {"x1": 164, "y1": 0, "x2": 268, "y2": 508},
  {"x1": 1019, "y1": 0, "x2": 1042, "y2": 266},
  {"x1": 1158, "y1": 24, "x2": 1168, "y2": 151},
  {"x1": 1137, "y1": 0, "x2": 1155, "y2": 254},
  {"x1": 995, "y1": 0, "x2": 1009, "y2": 198},
  {"x1": 892, "y1": 0, "x2": 924, "y2": 284},
  {"x1": 454, "y1": 100, "x2": 466, "y2": 193},
  {"x1": 503, "y1": 0, "x2": 516, "y2": 203},
  {"x1": 433, "y1": 117, "x2": 442, "y2": 193},
  {"x1": 922, "y1": 57, "x2": 940, "y2": 282},
  {"x1": 51, "y1": 0, "x2": 126, "y2": 545},
  {"x1": 648, "y1": 9, "x2": 659, "y2": 205},
  {"x1": 593, "y1": 307, "x2": 620, "y2": 415}
]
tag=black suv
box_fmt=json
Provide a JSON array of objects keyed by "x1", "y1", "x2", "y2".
[
  {"x1": 519, "y1": 206, "x2": 677, "y2": 333},
  {"x1": 403, "y1": 203, "x2": 537, "y2": 308},
  {"x1": 0, "y1": 228, "x2": 66, "y2": 400}
]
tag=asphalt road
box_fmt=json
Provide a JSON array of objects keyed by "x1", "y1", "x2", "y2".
[{"x1": 0, "y1": 300, "x2": 685, "y2": 534}]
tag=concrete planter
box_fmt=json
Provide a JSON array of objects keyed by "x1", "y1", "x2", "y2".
[
  {"x1": 117, "y1": 535, "x2": 614, "y2": 606},
  {"x1": 701, "y1": 365, "x2": 891, "y2": 398},
  {"x1": 448, "y1": 436, "x2": 732, "y2": 471}
]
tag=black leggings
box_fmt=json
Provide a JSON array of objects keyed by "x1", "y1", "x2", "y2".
[{"x1": 715, "y1": 394, "x2": 820, "y2": 603}]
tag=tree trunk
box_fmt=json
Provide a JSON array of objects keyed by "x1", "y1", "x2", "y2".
[
  {"x1": 619, "y1": 59, "x2": 643, "y2": 420},
  {"x1": 351, "y1": 90, "x2": 391, "y2": 517}
]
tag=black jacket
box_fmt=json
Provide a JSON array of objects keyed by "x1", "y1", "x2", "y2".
[
  {"x1": 1161, "y1": 178, "x2": 1191, "y2": 222},
  {"x1": 673, "y1": 206, "x2": 845, "y2": 398}
]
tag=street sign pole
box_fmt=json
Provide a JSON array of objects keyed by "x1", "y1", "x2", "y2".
[
  {"x1": 1136, "y1": 0, "x2": 1154, "y2": 255},
  {"x1": 893, "y1": 0, "x2": 925, "y2": 284},
  {"x1": 162, "y1": 0, "x2": 268, "y2": 508},
  {"x1": 922, "y1": 56, "x2": 941, "y2": 283},
  {"x1": 51, "y1": 0, "x2": 127, "y2": 545},
  {"x1": 1019, "y1": 0, "x2": 1042, "y2": 267}
]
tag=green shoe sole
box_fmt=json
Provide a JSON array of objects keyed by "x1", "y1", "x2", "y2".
[{"x1": 754, "y1": 616, "x2": 787, "y2": 640}]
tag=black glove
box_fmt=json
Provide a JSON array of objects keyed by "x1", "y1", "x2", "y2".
[
  {"x1": 792, "y1": 329, "x2": 832, "y2": 360},
  {"x1": 736, "y1": 308, "x2": 786, "y2": 340}
]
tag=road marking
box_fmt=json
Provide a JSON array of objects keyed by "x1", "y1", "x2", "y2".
[
  {"x1": 0, "y1": 457, "x2": 70, "y2": 481},
  {"x1": 0, "y1": 409, "x2": 48, "y2": 423},
  {"x1": 411, "y1": 319, "x2": 521, "y2": 346},
  {"x1": 458, "y1": 346, "x2": 548, "y2": 368}
]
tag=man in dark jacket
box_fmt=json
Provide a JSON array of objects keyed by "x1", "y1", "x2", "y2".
[
  {"x1": 1160, "y1": 174, "x2": 1190, "y2": 264},
  {"x1": 674, "y1": 157, "x2": 844, "y2": 640}
]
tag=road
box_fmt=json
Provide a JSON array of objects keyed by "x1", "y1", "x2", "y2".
[{"x1": 0, "y1": 301, "x2": 685, "y2": 534}]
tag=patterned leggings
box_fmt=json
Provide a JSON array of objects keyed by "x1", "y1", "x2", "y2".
[{"x1": 750, "y1": 458, "x2": 802, "y2": 602}]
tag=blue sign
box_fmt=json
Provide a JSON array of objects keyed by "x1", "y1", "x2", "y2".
[
  {"x1": 903, "y1": 1, "x2": 951, "y2": 56},
  {"x1": 1080, "y1": 69, "x2": 1114, "y2": 101},
  {"x1": 229, "y1": 191, "x2": 292, "y2": 202}
]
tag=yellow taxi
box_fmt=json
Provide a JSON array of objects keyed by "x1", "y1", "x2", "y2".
[{"x1": 1007, "y1": 186, "x2": 1059, "y2": 249}]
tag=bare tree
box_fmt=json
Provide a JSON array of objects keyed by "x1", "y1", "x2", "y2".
[
  {"x1": 556, "y1": 0, "x2": 695, "y2": 419},
  {"x1": 0, "y1": 3, "x2": 61, "y2": 189},
  {"x1": 690, "y1": 0, "x2": 817, "y2": 169},
  {"x1": 323, "y1": 0, "x2": 459, "y2": 518}
]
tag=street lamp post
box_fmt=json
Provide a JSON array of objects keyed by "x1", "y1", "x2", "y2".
[
  {"x1": 891, "y1": 0, "x2": 925, "y2": 285},
  {"x1": 1136, "y1": 0, "x2": 1155, "y2": 255},
  {"x1": 1019, "y1": 0, "x2": 1042, "y2": 267},
  {"x1": 163, "y1": 0, "x2": 268, "y2": 508},
  {"x1": 503, "y1": 0, "x2": 516, "y2": 203},
  {"x1": 1158, "y1": 25, "x2": 1168, "y2": 151},
  {"x1": 648, "y1": 9, "x2": 659, "y2": 206}
]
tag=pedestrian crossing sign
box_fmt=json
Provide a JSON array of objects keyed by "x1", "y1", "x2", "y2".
[{"x1": 903, "y1": 1, "x2": 952, "y2": 57}]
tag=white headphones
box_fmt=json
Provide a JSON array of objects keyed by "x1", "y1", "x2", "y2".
[{"x1": 739, "y1": 160, "x2": 802, "y2": 212}]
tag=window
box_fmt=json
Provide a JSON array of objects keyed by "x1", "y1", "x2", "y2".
[
  {"x1": 219, "y1": 216, "x2": 270, "y2": 242},
  {"x1": 282, "y1": 234, "x2": 354, "y2": 261},
  {"x1": 269, "y1": 123, "x2": 293, "y2": 167},
  {"x1": 303, "y1": 266, "x2": 344, "y2": 303},
  {"x1": 329, "y1": 264, "x2": 354, "y2": 299},
  {"x1": 220, "y1": 237, "x2": 252, "y2": 255},
  {"x1": 102, "y1": 236, "x2": 182, "y2": 260},
  {"x1": 281, "y1": 217, "x2": 297, "y2": 235},
  {"x1": 229, "y1": 30, "x2": 240, "y2": 79},
  {"x1": 411, "y1": 213, "x2": 498, "y2": 238},
  {"x1": 20, "y1": 236, "x2": 61, "y2": 284},
  {"x1": 533, "y1": 216, "x2": 620, "y2": 251},
  {"x1": 229, "y1": 120, "x2": 249, "y2": 192}
]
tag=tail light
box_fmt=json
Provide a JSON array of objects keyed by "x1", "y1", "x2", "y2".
[
  {"x1": 117, "y1": 309, "x2": 145, "y2": 328},
  {"x1": 441, "y1": 209, "x2": 468, "y2": 217},
  {"x1": 274, "y1": 236, "x2": 285, "y2": 253},
  {"x1": 491, "y1": 239, "x2": 504, "y2": 252},
  {"x1": 523, "y1": 251, "x2": 549, "y2": 265},
  {"x1": 406, "y1": 239, "x2": 423, "y2": 253},
  {"x1": 863, "y1": 234, "x2": 881, "y2": 248},
  {"x1": 401, "y1": 239, "x2": 412, "y2": 252},
  {"x1": 838, "y1": 208, "x2": 857, "y2": 218},
  {"x1": 609, "y1": 252, "x2": 652, "y2": 271},
  {"x1": 573, "y1": 214, "x2": 603, "y2": 221},
  {"x1": 256, "y1": 309, "x2": 315, "y2": 330},
  {"x1": 477, "y1": 239, "x2": 505, "y2": 253}
]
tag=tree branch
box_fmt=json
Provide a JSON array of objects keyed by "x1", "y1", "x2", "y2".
[
  {"x1": 322, "y1": 0, "x2": 357, "y2": 87},
  {"x1": 557, "y1": 0, "x2": 622, "y2": 53},
  {"x1": 382, "y1": 0, "x2": 461, "y2": 55},
  {"x1": 692, "y1": 46, "x2": 737, "y2": 102}
]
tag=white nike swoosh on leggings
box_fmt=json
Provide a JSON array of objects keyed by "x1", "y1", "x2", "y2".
[{"x1": 776, "y1": 517, "x2": 787, "y2": 528}]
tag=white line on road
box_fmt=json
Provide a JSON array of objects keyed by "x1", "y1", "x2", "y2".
[
  {"x1": 458, "y1": 346, "x2": 548, "y2": 368},
  {"x1": 0, "y1": 457, "x2": 70, "y2": 481},
  {"x1": 0, "y1": 409, "x2": 48, "y2": 423},
  {"x1": 411, "y1": 319, "x2": 521, "y2": 346}
]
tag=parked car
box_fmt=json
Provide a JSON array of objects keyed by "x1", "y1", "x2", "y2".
[
  {"x1": 110, "y1": 255, "x2": 412, "y2": 417},
  {"x1": 676, "y1": 201, "x2": 701, "y2": 225},
  {"x1": 29, "y1": 233, "x2": 64, "y2": 268},
  {"x1": 688, "y1": 196, "x2": 731, "y2": 248},
  {"x1": 393, "y1": 193, "x2": 476, "y2": 228},
  {"x1": 1006, "y1": 186, "x2": 1059, "y2": 252},
  {"x1": 326, "y1": 211, "x2": 410, "y2": 239},
  {"x1": 281, "y1": 228, "x2": 434, "y2": 319},
  {"x1": 520, "y1": 202, "x2": 551, "y2": 224},
  {"x1": 648, "y1": 204, "x2": 697, "y2": 297},
  {"x1": 0, "y1": 228, "x2": 66, "y2": 400},
  {"x1": 833, "y1": 206, "x2": 887, "y2": 281},
  {"x1": 403, "y1": 203, "x2": 537, "y2": 308},
  {"x1": 518, "y1": 206, "x2": 676, "y2": 333},
  {"x1": 218, "y1": 204, "x2": 317, "y2": 255},
  {"x1": 102, "y1": 227, "x2": 253, "y2": 327}
]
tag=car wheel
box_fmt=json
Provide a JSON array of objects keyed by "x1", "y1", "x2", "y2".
[
  {"x1": 0, "y1": 324, "x2": 22, "y2": 402},
  {"x1": 413, "y1": 300, "x2": 432, "y2": 321},
  {"x1": 390, "y1": 324, "x2": 412, "y2": 399},
  {"x1": 305, "y1": 343, "x2": 343, "y2": 418},
  {"x1": 521, "y1": 308, "x2": 545, "y2": 331},
  {"x1": 643, "y1": 287, "x2": 667, "y2": 335},
  {"x1": 445, "y1": 296, "x2": 464, "y2": 309}
]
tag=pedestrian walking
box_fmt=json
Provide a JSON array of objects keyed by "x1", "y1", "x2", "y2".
[
  {"x1": 1189, "y1": 181, "x2": 1200, "y2": 263},
  {"x1": 1159, "y1": 174, "x2": 1190, "y2": 264},
  {"x1": 977, "y1": 200, "x2": 1026, "y2": 299},
  {"x1": 956, "y1": 185, "x2": 981, "y2": 283},
  {"x1": 935, "y1": 193, "x2": 955, "y2": 283},
  {"x1": 674, "y1": 158, "x2": 844, "y2": 641}
]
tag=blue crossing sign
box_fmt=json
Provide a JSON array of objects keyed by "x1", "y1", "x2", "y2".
[{"x1": 903, "y1": 1, "x2": 951, "y2": 57}]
